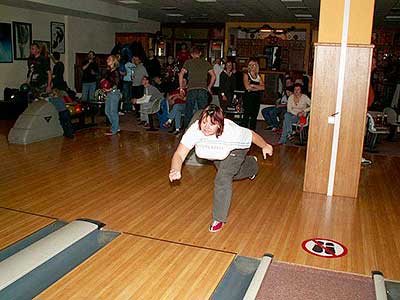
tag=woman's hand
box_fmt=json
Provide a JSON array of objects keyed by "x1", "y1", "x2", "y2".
[
  {"x1": 262, "y1": 144, "x2": 273, "y2": 159},
  {"x1": 169, "y1": 169, "x2": 181, "y2": 182}
]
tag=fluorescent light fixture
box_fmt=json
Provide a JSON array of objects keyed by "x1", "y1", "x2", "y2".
[
  {"x1": 295, "y1": 13, "x2": 313, "y2": 18},
  {"x1": 286, "y1": 6, "x2": 308, "y2": 9},
  {"x1": 196, "y1": 0, "x2": 217, "y2": 2},
  {"x1": 160, "y1": 6, "x2": 178, "y2": 10},
  {"x1": 228, "y1": 13, "x2": 245, "y2": 17},
  {"x1": 166, "y1": 13, "x2": 184, "y2": 17},
  {"x1": 118, "y1": 0, "x2": 140, "y2": 3},
  {"x1": 385, "y1": 15, "x2": 400, "y2": 19}
]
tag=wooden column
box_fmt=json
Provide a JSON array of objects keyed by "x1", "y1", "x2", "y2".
[
  {"x1": 303, "y1": 0, "x2": 375, "y2": 198},
  {"x1": 304, "y1": 43, "x2": 373, "y2": 197}
]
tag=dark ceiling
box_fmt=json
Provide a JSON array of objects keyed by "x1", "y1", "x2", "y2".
[{"x1": 103, "y1": 0, "x2": 400, "y2": 28}]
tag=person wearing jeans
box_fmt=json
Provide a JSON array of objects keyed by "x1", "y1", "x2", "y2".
[
  {"x1": 279, "y1": 83, "x2": 311, "y2": 144},
  {"x1": 178, "y1": 46, "x2": 216, "y2": 129},
  {"x1": 169, "y1": 105, "x2": 273, "y2": 233},
  {"x1": 102, "y1": 55, "x2": 121, "y2": 135},
  {"x1": 262, "y1": 86, "x2": 293, "y2": 131},
  {"x1": 81, "y1": 51, "x2": 98, "y2": 102},
  {"x1": 105, "y1": 90, "x2": 121, "y2": 134}
]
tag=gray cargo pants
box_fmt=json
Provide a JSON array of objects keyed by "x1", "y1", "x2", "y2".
[{"x1": 213, "y1": 148, "x2": 258, "y2": 223}]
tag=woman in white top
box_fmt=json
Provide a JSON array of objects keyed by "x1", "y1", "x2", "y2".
[
  {"x1": 279, "y1": 83, "x2": 311, "y2": 144},
  {"x1": 169, "y1": 105, "x2": 273, "y2": 232}
]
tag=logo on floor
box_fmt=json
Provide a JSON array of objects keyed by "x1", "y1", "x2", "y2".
[{"x1": 302, "y1": 238, "x2": 348, "y2": 258}]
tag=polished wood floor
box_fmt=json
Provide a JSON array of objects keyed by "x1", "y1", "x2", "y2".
[{"x1": 0, "y1": 122, "x2": 399, "y2": 298}]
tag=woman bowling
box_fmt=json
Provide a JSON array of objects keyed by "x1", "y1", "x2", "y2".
[{"x1": 169, "y1": 105, "x2": 273, "y2": 232}]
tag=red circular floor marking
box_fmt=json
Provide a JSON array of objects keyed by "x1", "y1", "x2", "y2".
[{"x1": 301, "y1": 238, "x2": 348, "y2": 258}]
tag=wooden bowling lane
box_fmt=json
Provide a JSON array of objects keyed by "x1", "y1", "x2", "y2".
[
  {"x1": 0, "y1": 208, "x2": 54, "y2": 250},
  {"x1": 35, "y1": 234, "x2": 235, "y2": 300},
  {"x1": 2, "y1": 128, "x2": 400, "y2": 281}
]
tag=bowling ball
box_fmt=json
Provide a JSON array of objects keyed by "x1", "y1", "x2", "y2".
[
  {"x1": 19, "y1": 83, "x2": 31, "y2": 93},
  {"x1": 66, "y1": 104, "x2": 75, "y2": 116},
  {"x1": 74, "y1": 104, "x2": 82, "y2": 114},
  {"x1": 94, "y1": 89, "x2": 106, "y2": 102},
  {"x1": 100, "y1": 79, "x2": 111, "y2": 90}
]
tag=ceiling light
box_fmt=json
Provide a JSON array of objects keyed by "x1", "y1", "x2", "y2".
[
  {"x1": 287, "y1": 6, "x2": 308, "y2": 9},
  {"x1": 160, "y1": 6, "x2": 178, "y2": 10},
  {"x1": 118, "y1": 0, "x2": 140, "y2": 3},
  {"x1": 260, "y1": 24, "x2": 274, "y2": 32},
  {"x1": 166, "y1": 13, "x2": 184, "y2": 17},
  {"x1": 228, "y1": 13, "x2": 245, "y2": 17},
  {"x1": 295, "y1": 13, "x2": 313, "y2": 18}
]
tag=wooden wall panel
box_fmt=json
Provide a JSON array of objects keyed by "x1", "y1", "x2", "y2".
[
  {"x1": 304, "y1": 44, "x2": 373, "y2": 198},
  {"x1": 334, "y1": 46, "x2": 373, "y2": 197},
  {"x1": 303, "y1": 44, "x2": 338, "y2": 194}
]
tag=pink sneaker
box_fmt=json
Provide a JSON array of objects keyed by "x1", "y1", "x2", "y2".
[{"x1": 209, "y1": 220, "x2": 224, "y2": 232}]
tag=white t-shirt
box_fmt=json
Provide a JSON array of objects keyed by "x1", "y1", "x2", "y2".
[
  {"x1": 180, "y1": 119, "x2": 252, "y2": 160},
  {"x1": 213, "y1": 64, "x2": 224, "y2": 87}
]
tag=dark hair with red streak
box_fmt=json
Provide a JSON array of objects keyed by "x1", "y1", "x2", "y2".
[{"x1": 198, "y1": 104, "x2": 224, "y2": 137}]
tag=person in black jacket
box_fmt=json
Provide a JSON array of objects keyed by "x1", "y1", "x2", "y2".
[
  {"x1": 51, "y1": 52, "x2": 67, "y2": 91},
  {"x1": 219, "y1": 60, "x2": 237, "y2": 110},
  {"x1": 81, "y1": 50, "x2": 98, "y2": 102},
  {"x1": 144, "y1": 49, "x2": 161, "y2": 83}
]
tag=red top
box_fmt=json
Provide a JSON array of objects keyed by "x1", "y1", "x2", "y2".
[
  {"x1": 169, "y1": 89, "x2": 186, "y2": 104},
  {"x1": 177, "y1": 50, "x2": 191, "y2": 67}
]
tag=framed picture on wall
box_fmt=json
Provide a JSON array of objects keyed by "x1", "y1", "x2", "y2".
[
  {"x1": 0, "y1": 22, "x2": 13, "y2": 63},
  {"x1": 12, "y1": 21, "x2": 32, "y2": 60},
  {"x1": 33, "y1": 40, "x2": 50, "y2": 54},
  {"x1": 51, "y1": 22, "x2": 65, "y2": 53}
]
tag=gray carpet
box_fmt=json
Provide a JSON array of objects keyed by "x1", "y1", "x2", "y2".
[{"x1": 256, "y1": 261, "x2": 376, "y2": 300}]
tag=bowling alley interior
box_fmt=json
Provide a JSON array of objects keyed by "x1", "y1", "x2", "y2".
[{"x1": 0, "y1": 0, "x2": 400, "y2": 299}]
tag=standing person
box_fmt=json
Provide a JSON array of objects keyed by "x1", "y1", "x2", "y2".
[
  {"x1": 179, "y1": 46, "x2": 216, "y2": 129},
  {"x1": 51, "y1": 51, "x2": 67, "y2": 91},
  {"x1": 27, "y1": 42, "x2": 52, "y2": 98},
  {"x1": 212, "y1": 57, "x2": 224, "y2": 95},
  {"x1": 144, "y1": 49, "x2": 161, "y2": 82},
  {"x1": 242, "y1": 59, "x2": 264, "y2": 130},
  {"x1": 164, "y1": 56, "x2": 179, "y2": 92},
  {"x1": 131, "y1": 55, "x2": 148, "y2": 118},
  {"x1": 102, "y1": 55, "x2": 121, "y2": 136},
  {"x1": 81, "y1": 50, "x2": 98, "y2": 102},
  {"x1": 169, "y1": 105, "x2": 273, "y2": 232},
  {"x1": 176, "y1": 43, "x2": 191, "y2": 68},
  {"x1": 122, "y1": 55, "x2": 135, "y2": 112},
  {"x1": 219, "y1": 60, "x2": 237, "y2": 110}
]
